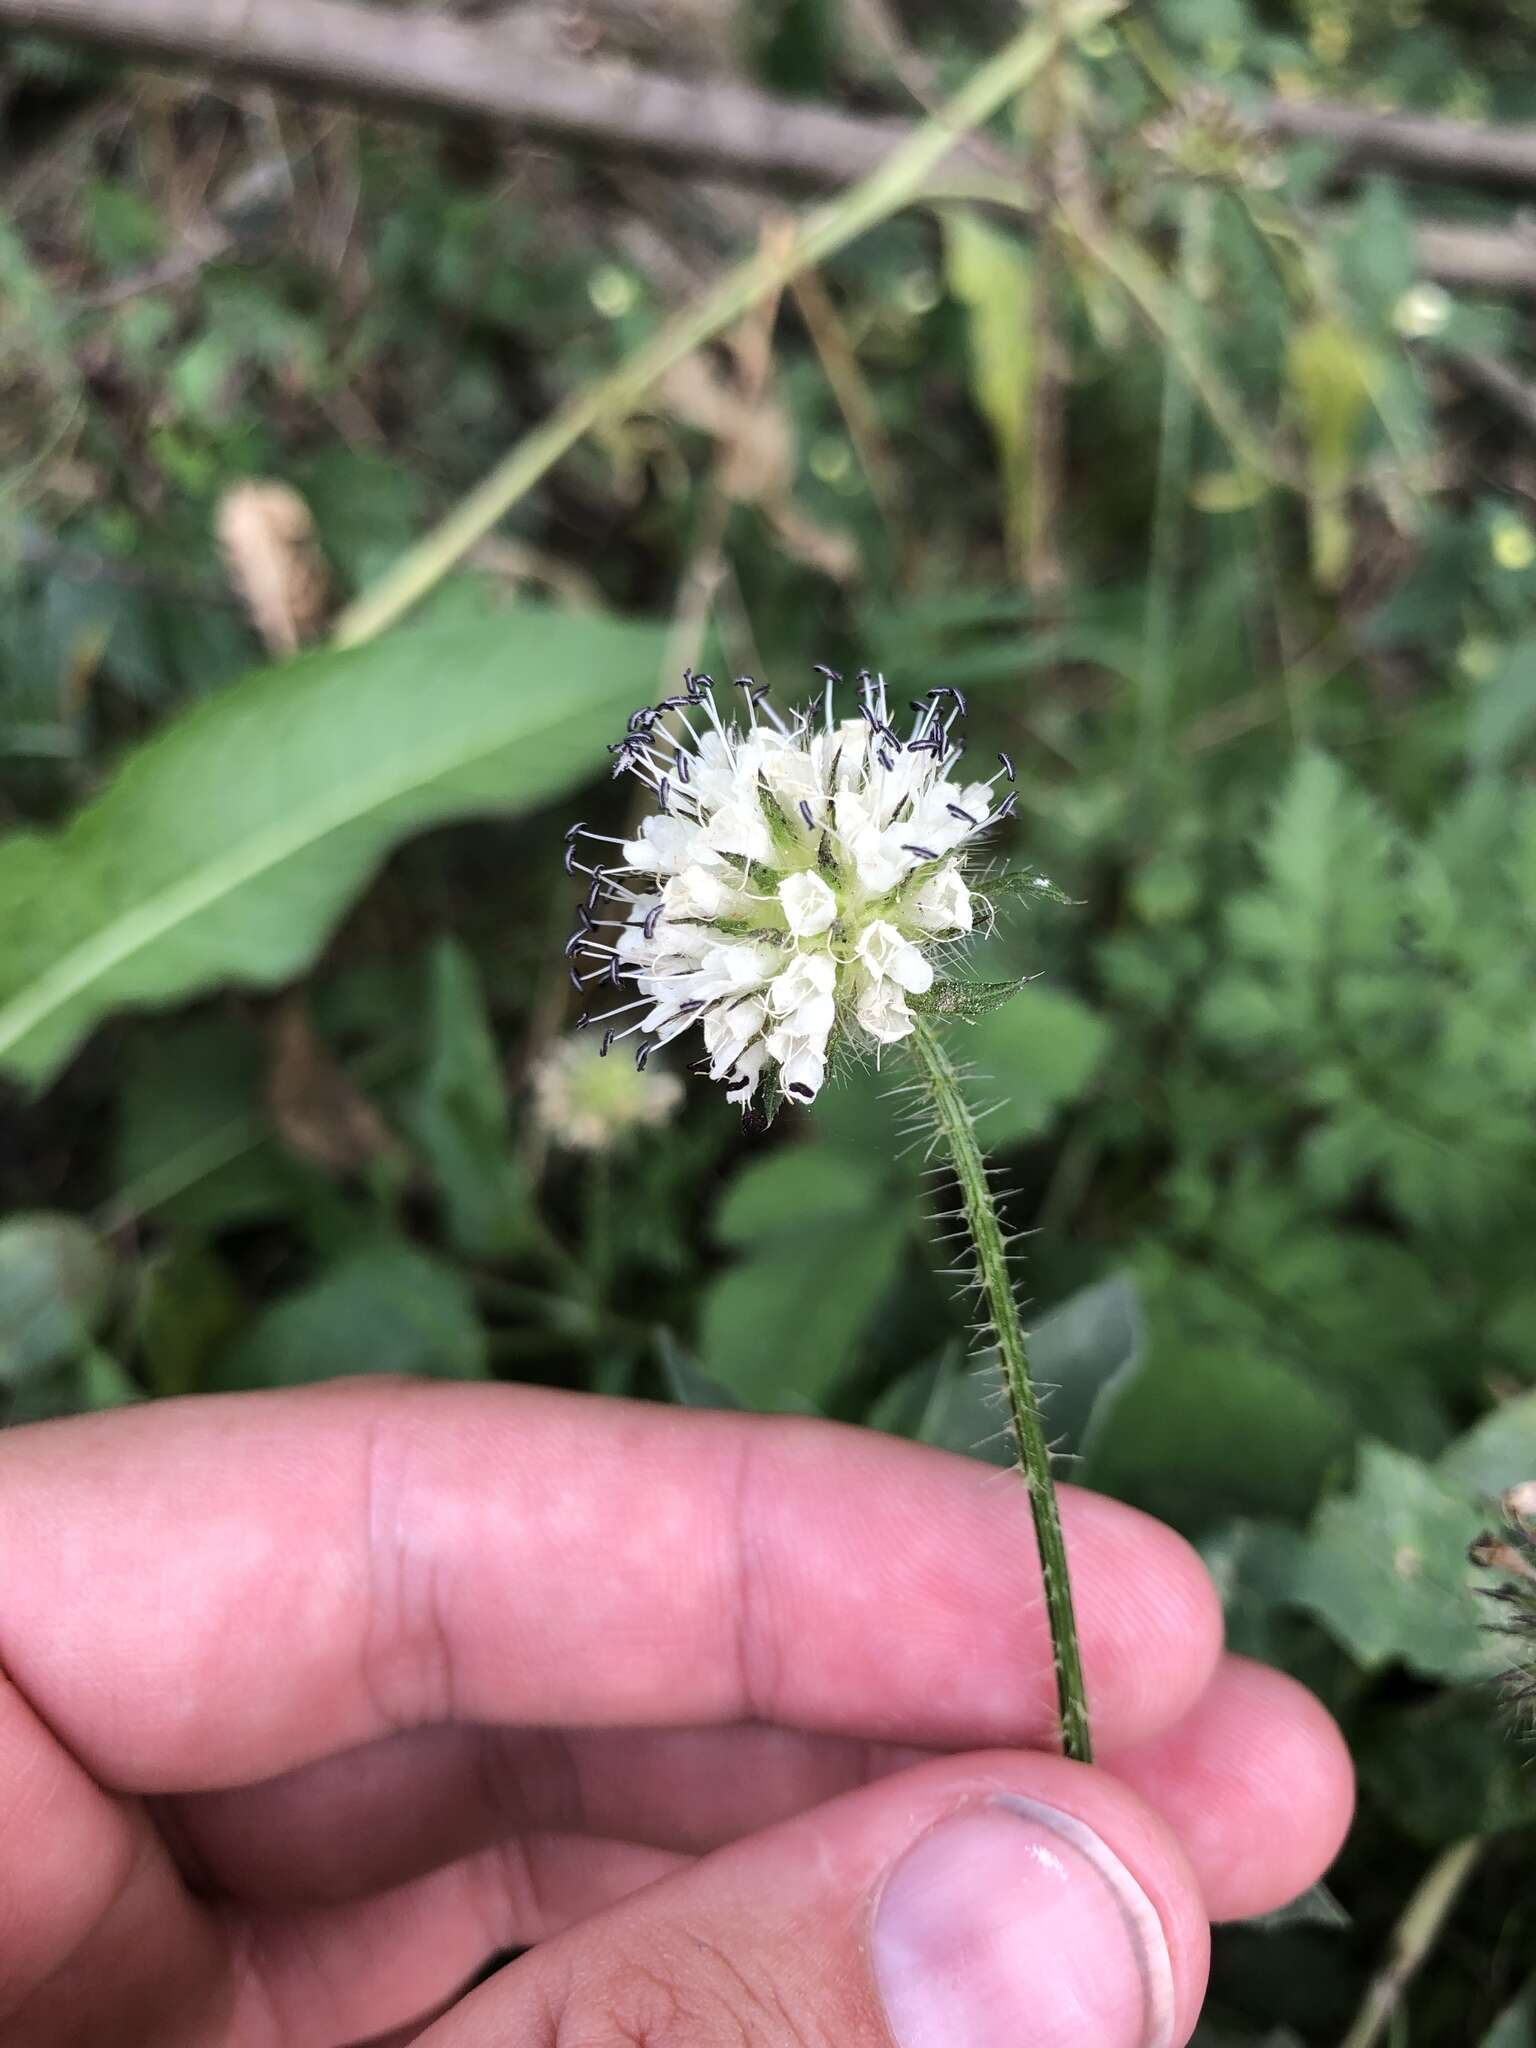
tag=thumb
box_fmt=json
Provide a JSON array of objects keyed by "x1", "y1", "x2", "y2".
[{"x1": 417, "y1": 1750, "x2": 1208, "y2": 2048}]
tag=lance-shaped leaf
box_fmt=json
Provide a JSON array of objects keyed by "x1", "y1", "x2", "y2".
[
  {"x1": 913, "y1": 975, "x2": 1035, "y2": 1021},
  {"x1": 0, "y1": 605, "x2": 661, "y2": 1088}
]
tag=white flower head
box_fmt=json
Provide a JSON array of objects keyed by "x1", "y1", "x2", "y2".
[
  {"x1": 531, "y1": 1034, "x2": 684, "y2": 1151},
  {"x1": 565, "y1": 670, "x2": 1017, "y2": 1111}
]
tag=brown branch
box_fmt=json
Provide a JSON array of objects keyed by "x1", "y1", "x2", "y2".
[
  {"x1": 7, "y1": 0, "x2": 1536, "y2": 297},
  {"x1": 1265, "y1": 99, "x2": 1536, "y2": 198},
  {"x1": 0, "y1": 0, "x2": 927, "y2": 191}
]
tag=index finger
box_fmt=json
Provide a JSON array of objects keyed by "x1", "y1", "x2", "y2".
[{"x1": 0, "y1": 1380, "x2": 1221, "y2": 1792}]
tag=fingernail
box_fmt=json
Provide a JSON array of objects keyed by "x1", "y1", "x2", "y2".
[{"x1": 872, "y1": 1795, "x2": 1177, "y2": 2048}]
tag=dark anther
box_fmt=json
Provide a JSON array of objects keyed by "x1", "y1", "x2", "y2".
[
  {"x1": 751, "y1": 685, "x2": 771, "y2": 706},
  {"x1": 946, "y1": 804, "x2": 978, "y2": 825},
  {"x1": 690, "y1": 671, "x2": 716, "y2": 697},
  {"x1": 678, "y1": 998, "x2": 706, "y2": 1013},
  {"x1": 564, "y1": 930, "x2": 585, "y2": 957},
  {"x1": 878, "y1": 749, "x2": 895, "y2": 771},
  {"x1": 569, "y1": 967, "x2": 585, "y2": 991},
  {"x1": 812, "y1": 664, "x2": 842, "y2": 683},
  {"x1": 788, "y1": 1082, "x2": 815, "y2": 1103},
  {"x1": 576, "y1": 1012, "x2": 592, "y2": 1030},
  {"x1": 996, "y1": 792, "x2": 1018, "y2": 820},
  {"x1": 628, "y1": 707, "x2": 652, "y2": 733},
  {"x1": 798, "y1": 799, "x2": 815, "y2": 828},
  {"x1": 566, "y1": 820, "x2": 586, "y2": 841},
  {"x1": 998, "y1": 750, "x2": 1015, "y2": 781},
  {"x1": 600, "y1": 1030, "x2": 616, "y2": 1057},
  {"x1": 563, "y1": 843, "x2": 579, "y2": 874},
  {"x1": 635, "y1": 1042, "x2": 652, "y2": 1072},
  {"x1": 733, "y1": 675, "x2": 757, "y2": 693},
  {"x1": 902, "y1": 844, "x2": 940, "y2": 860},
  {"x1": 858, "y1": 702, "x2": 880, "y2": 730},
  {"x1": 878, "y1": 724, "x2": 903, "y2": 748},
  {"x1": 609, "y1": 959, "x2": 624, "y2": 984},
  {"x1": 578, "y1": 904, "x2": 596, "y2": 930},
  {"x1": 643, "y1": 903, "x2": 665, "y2": 939},
  {"x1": 677, "y1": 752, "x2": 691, "y2": 784},
  {"x1": 657, "y1": 777, "x2": 670, "y2": 814},
  {"x1": 586, "y1": 875, "x2": 605, "y2": 912}
]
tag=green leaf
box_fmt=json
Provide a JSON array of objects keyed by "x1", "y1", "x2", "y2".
[
  {"x1": 210, "y1": 1240, "x2": 488, "y2": 1388},
  {"x1": 406, "y1": 937, "x2": 528, "y2": 1260},
  {"x1": 941, "y1": 209, "x2": 1034, "y2": 563},
  {"x1": 0, "y1": 604, "x2": 661, "y2": 1087},
  {"x1": 134, "y1": 1245, "x2": 245, "y2": 1400},
  {"x1": 110, "y1": 1014, "x2": 314, "y2": 1232},
  {"x1": 1243, "y1": 1883, "x2": 1350, "y2": 1935},
  {"x1": 915, "y1": 975, "x2": 1033, "y2": 1022},
  {"x1": 1364, "y1": 1690, "x2": 1536, "y2": 1846},
  {"x1": 1437, "y1": 1390, "x2": 1536, "y2": 1503},
  {"x1": 1285, "y1": 316, "x2": 1380, "y2": 589},
  {"x1": 1469, "y1": 636, "x2": 1536, "y2": 770},
  {"x1": 1481, "y1": 1986, "x2": 1536, "y2": 2048},
  {"x1": 960, "y1": 985, "x2": 1110, "y2": 1147},
  {"x1": 699, "y1": 1210, "x2": 905, "y2": 1410},
  {"x1": 1294, "y1": 1442, "x2": 1490, "y2": 1682},
  {"x1": 655, "y1": 1328, "x2": 741, "y2": 1411},
  {"x1": 1030, "y1": 1269, "x2": 1144, "y2": 1466},
  {"x1": 715, "y1": 1142, "x2": 881, "y2": 1246},
  {"x1": 0, "y1": 1213, "x2": 113, "y2": 1387},
  {"x1": 1084, "y1": 1329, "x2": 1354, "y2": 1526}
]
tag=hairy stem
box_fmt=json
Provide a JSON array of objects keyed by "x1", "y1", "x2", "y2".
[{"x1": 908, "y1": 1014, "x2": 1093, "y2": 1764}]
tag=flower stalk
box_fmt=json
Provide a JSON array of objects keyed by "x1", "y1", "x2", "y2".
[{"x1": 908, "y1": 1012, "x2": 1094, "y2": 1766}]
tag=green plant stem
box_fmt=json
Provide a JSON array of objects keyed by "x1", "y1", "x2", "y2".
[
  {"x1": 332, "y1": 0, "x2": 1119, "y2": 648},
  {"x1": 1140, "y1": 182, "x2": 1215, "y2": 788},
  {"x1": 908, "y1": 1014, "x2": 1093, "y2": 1765},
  {"x1": 1338, "y1": 1836, "x2": 1485, "y2": 2048}
]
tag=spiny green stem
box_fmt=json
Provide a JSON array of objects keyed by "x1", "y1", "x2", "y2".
[{"x1": 908, "y1": 1014, "x2": 1093, "y2": 1764}]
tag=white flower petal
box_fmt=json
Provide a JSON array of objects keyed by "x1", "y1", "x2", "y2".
[
  {"x1": 777, "y1": 871, "x2": 837, "y2": 939},
  {"x1": 778, "y1": 1044, "x2": 827, "y2": 1104},
  {"x1": 909, "y1": 866, "x2": 973, "y2": 935},
  {"x1": 725, "y1": 1040, "x2": 768, "y2": 1106},
  {"x1": 664, "y1": 865, "x2": 733, "y2": 920},
  {"x1": 855, "y1": 978, "x2": 914, "y2": 1045},
  {"x1": 702, "y1": 798, "x2": 774, "y2": 866},
  {"x1": 856, "y1": 919, "x2": 934, "y2": 994},
  {"x1": 767, "y1": 950, "x2": 836, "y2": 1018}
]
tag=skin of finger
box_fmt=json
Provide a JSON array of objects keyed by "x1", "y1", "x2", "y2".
[
  {"x1": 0, "y1": 1383, "x2": 1222, "y2": 1793},
  {"x1": 404, "y1": 1752, "x2": 1211, "y2": 2048},
  {"x1": 232, "y1": 1835, "x2": 688, "y2": 2048},
  {"x1": 1104, "y1": 1655, "x2": 1356, "y2": 1923},
  {"x1": 169, "y1": 1647, "x2": 1350, "y2": 1926},
  {"x1": 0, "y1": 1667, "x2": 235, "y2": 2048},
  {"x1": 164, "y1": 1721, "x2": 926, "y2": 1904}
]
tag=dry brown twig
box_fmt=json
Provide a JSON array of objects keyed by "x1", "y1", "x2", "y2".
[{"x1": 6, "y1": 0, "x2": 1536, "y2": 293}]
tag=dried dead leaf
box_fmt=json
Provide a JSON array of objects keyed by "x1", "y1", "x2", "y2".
[
  {"x1": 217, "y1": 481, "x2": 332, "y2": 656},
  {"x1": 265, "y1": 997, "x2": 404, "y2": 1179}
]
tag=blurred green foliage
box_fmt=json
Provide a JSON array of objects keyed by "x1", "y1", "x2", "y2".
[{"x1": 8, "y1": 0, "x2": 1536, "y2": 2037}]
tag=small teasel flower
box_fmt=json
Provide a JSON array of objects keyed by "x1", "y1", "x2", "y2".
[
  {"x1": 564, "y1": 668, "x2": 1014, "y2": 1114},
  {"x1": 530, "y1": 1033, "x2": 684, "y2": 1152},
  {"x1": 1142, "y1": 86, "x2": 1282, "y2": 190},
  {"x1": 1471, "y1": 1482, "x2": 1536, "y2": 1732}
]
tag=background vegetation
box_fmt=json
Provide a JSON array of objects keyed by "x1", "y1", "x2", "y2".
[{"x1": 6, "y1": 0, "x2": 1536, "y2": 2038}]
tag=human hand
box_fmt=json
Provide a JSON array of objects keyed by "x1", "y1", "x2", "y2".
[{"x1": 0, "y1": 1381, "x2": 1351, "y2": 2046}]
